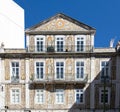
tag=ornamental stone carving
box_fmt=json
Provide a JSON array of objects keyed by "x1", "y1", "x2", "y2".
[
  {"x1": 21, "y1": 60, "x2": 25, "y2": 80},
  {"x1": 66, "y1": 35, "x2": 74, "y2": 52},
  {"x1": 46, "y1": 59, "x2": 54, "y2": 79},
  {"x1": 29, "y1": 59, "x2": 34, "y2": 78},
  {"x1": 34, "y1": 18, "x2": 87, "y2": 31},
  {"x1": 5, "y1": 59, "x2": 10, "y2": 80},
  {"x1": 47, "y1": 35, "x2": 54, "y2": 46}
]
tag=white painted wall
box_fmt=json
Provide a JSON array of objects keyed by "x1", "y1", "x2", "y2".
[{"x1": 0, "y1": 0, "x2": 24, "y2": 48}]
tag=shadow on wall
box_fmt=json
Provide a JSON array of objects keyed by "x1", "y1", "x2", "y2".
[
  {"x1": 28, "y1": 54, "x2": 118, "y2": 112},
  {"x1": 68, "y1": 56, "x2": 117, "y2": 112}
]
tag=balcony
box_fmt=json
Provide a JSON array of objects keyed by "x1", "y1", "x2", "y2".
[
  {"x1": 11, "y1": 75, "x2": 19, "y2": 83},
  {"x1": 27, "y1": 45, "x2": 93, "y2": 53},
  {"x1": 29, "y1": 73, "x2": 88, "y2": 84}
]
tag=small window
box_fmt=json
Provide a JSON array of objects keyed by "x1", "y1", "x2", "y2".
[
  {"x1": 55, "y1": 89, "x2": 64, "y2": 104},
  {"x1": 11, "y1": 62, "x2": 20, "y2": 82},
  {"x1": 99, "y1": 88, "x2": 110, "y2": 104},
  {"x1": 11, "y1": 89, "x2": 20, "y2": 104},
  {"x1": 11, "y1": 62, "x2": 19, "y2": 76},
  {"x1": 101, "y1": 61, "x2": 109, "y2": 79},
  {"x1": 55, "y1": 35, "x2": 65, "y2": 52},
  {"x1": 75, "y1": 89, "x2": 84, "y2": 104},
  {"x1": 35, "y1": 35, "x2": 45, "y2": 52},
  {"x1": 75, "y1": 61, "x2": 84, "y2": 79},
  {"x1": 55, "y1": 62, "x2": 64, "y2": 79},
  {"x1": 35, "y1": 89, "x2": 44, "y2": 104},
  {"x1": 35, "y1": 62, "x2": 44, "y2": 80},
  {"x1": 75, "y1": 35, "x2": 85, "y2": 52}
]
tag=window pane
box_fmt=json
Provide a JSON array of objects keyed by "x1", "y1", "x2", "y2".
[
  {"x1": 11, "y1": 89, "x2": 20, "y2": 103},
  {"x1": 11, "y1": 62, "x2": 19, "y2": 77},
  {"x1": 36, "y1": 37, "x2": 44, "y2": 52},
  {"x1": 75, "y1": 89, "x2": 84, "y2": 103},
  {"x1": 56, "y1": 62, "x2": 64, "y2": 79},
  {"x1": 76, "y1": 37, "x2": 84, "y2": 52},
  {"x1": 36, "y1": 62, "x2": 44, "y2": 79},
  {"x1": 56, "y1": 89, "x2": 64, "y2": 103},
  {"x1": 101, "y1": 61, "x2": 109, "y2": 78},
  {"x1": 36, "y1": 89, "x2": 44, "y2": 103},
  {"x1": 100, "y1": 89, "x2": 109, "y2": 103},
  {"x1": 76, "y1": 62, "x2": 84, "y2": 79},
  {"x1": 56, "y1": 37, "x2": 64, "y2": 52}
]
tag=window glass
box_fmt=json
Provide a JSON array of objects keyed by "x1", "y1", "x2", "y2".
[
  {"x1": 56, "y1": 37, "x2": 64, "y2": 52},
  {"x1": 56, "y1": 62, "x2": 64, "y2": 79},
  {"x1": 11, "y1": 89, "x2": 20, "y2": 104},
  {"x1": 36, "y1": 36, "x2": 45, "y2": 52},
  {"x1": 35, "y1": 89, "x2": 44, "y2": 103},
  {"x1": 56, "y1": 89, "x2": 64, "y2": 103},
  {"x1": 11, "y1": 62, "x2": 19, "y2": 77},
  {"x1": 76, "y1": 62, "x2": 84, "y2": 79},
  {"x1": 75, "y1": 89, "x2": 84, "y2": 103},
  {"x1": 76, "y1": 37, "x2": 84, "y2": 52},
  {"x1": 36, "y1": 62, "x2": 44, "y2": 79},
  {"x1": 100, "y1": 89, "x2": 109, "y2": 104}
]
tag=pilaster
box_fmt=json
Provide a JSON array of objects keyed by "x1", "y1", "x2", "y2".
[
  {"x1": 0, "y1": 58, "x2": 5, "y2": 109},
  {"x1": 25, "y1": 58, "x2": 30, "y2": 108},
  {"x1": 90, "y1": 57, "x2": 95, "y2": 109}
]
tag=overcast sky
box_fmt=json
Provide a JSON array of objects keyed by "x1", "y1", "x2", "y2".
[{"x1": 14, "y1": 0, "x2": 120, "y2": 47}]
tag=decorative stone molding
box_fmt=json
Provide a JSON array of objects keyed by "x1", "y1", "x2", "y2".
[
  {"x1": 5, "y1": 59, "x2": 10, "y2": 80},
  {"x1": 21, "y1": 60, "x2": 25, "y2": 80},
  {"x1": 34, "y1": 18, "x2": 87, "y2": 31}
]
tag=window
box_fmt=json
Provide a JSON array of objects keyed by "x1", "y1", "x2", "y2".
[
  {"x1": 75, "y1": 89, "x2": 84, "y2": 104},
  {"x1": 35, "y1": 62, "x2": 44, "y2": 80},
  {"x1": 35, "y1": 89, "x2": 44, "y2": 104},
  {"x1": 100, "y1": 88, "x2": 110, "y2": 104},
  {"x1": 11, "y1": 62, "x2": 19, "y2": 82},
  {"x1": 76, "y1": 61, "x2": 84, "y2": 79},
  {"x1": 56, "y1": 89, "x2": 64, "y2": 104},
  {"x1": 101, "y1": 61, "x2": 109, "y2": 78},
  {"x1": 11, "y1": 89, "x2": 20, "y2": 104},
  {"x1": 55, "y1": 36, "x2": 64, "y2": 52},
  {"x1": 75, "y1": 36, "x2": 85, "y2": 52},
  {"x1": 35, "y1": 36, "x2": 45, "y2": 52},
  {"x1": 56, "y1": 62, "x2": 64, "y2": 79}
]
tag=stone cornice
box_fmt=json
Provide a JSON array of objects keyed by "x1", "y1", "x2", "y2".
[
  {"x1": 0, "y1": 52, "x2": 117, "y2": 59},
  {"x1": 25, "y1": 30, "x2": 95, "y2": 35}
]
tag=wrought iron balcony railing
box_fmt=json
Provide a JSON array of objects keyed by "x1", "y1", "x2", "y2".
[
  {"x1": 29, "y1": 73, "x2": 88, "y2": 84},
  {"x1": 27, "y1": 45, "x2": 93, "y2": 53},
  {"x1": 11, "y1": 75, "x2": 19, "y2": 83}
]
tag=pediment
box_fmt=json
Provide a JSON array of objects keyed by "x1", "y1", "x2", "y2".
[{"x1": 26, "y1": 13, "x2": 95, "y2": 33}]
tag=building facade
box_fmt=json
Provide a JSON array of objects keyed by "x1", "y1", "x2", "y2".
[{"x1": 0, "y1": 13, "x2": 120, "y2": 112}]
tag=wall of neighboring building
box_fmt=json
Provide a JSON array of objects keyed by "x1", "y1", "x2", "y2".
[{"x1": 0, "y1": 0, "x2": 24, "y2": 48}]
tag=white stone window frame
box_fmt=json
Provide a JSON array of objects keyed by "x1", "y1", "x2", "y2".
[
  {"x1": 10, "y1": 88, "x2": 21, "y2": 104},
  {"x1": 35, "y1": 35, "x2": 45, "y2": 52},
  {"x1": 99, "y1": 87, "x2": 110, "y2": 104},
  {"x1": 35, "y1": 89, "x2": 45, "y2": 104},
  {"x1": 75, "y1": 59, "x2": 86, "y2": 81},
  {"x1": 75, "y1": 35, "x2": 86, "y2": 52},
  {"x1": 55, "y1": 35, "x2": 65, "y2": 52},
  {"x1": 10, "y1": 60, "x2": 21, "y2": 81},
  {"x1": 75, "y1": 89, "x2": 85, "y2": 104},
  {"x1": 34, "y1": 60, "x2": 45, "y2": 80},
  {"x1": 55, "y1": 89, "x2": 64, "y2": 104},
  {"x1": 54, "y1": 59, "x2": 65, "y2": 80},
  {"x1": 100, "y1": 59, "x2": 111, "y2": 80}
]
